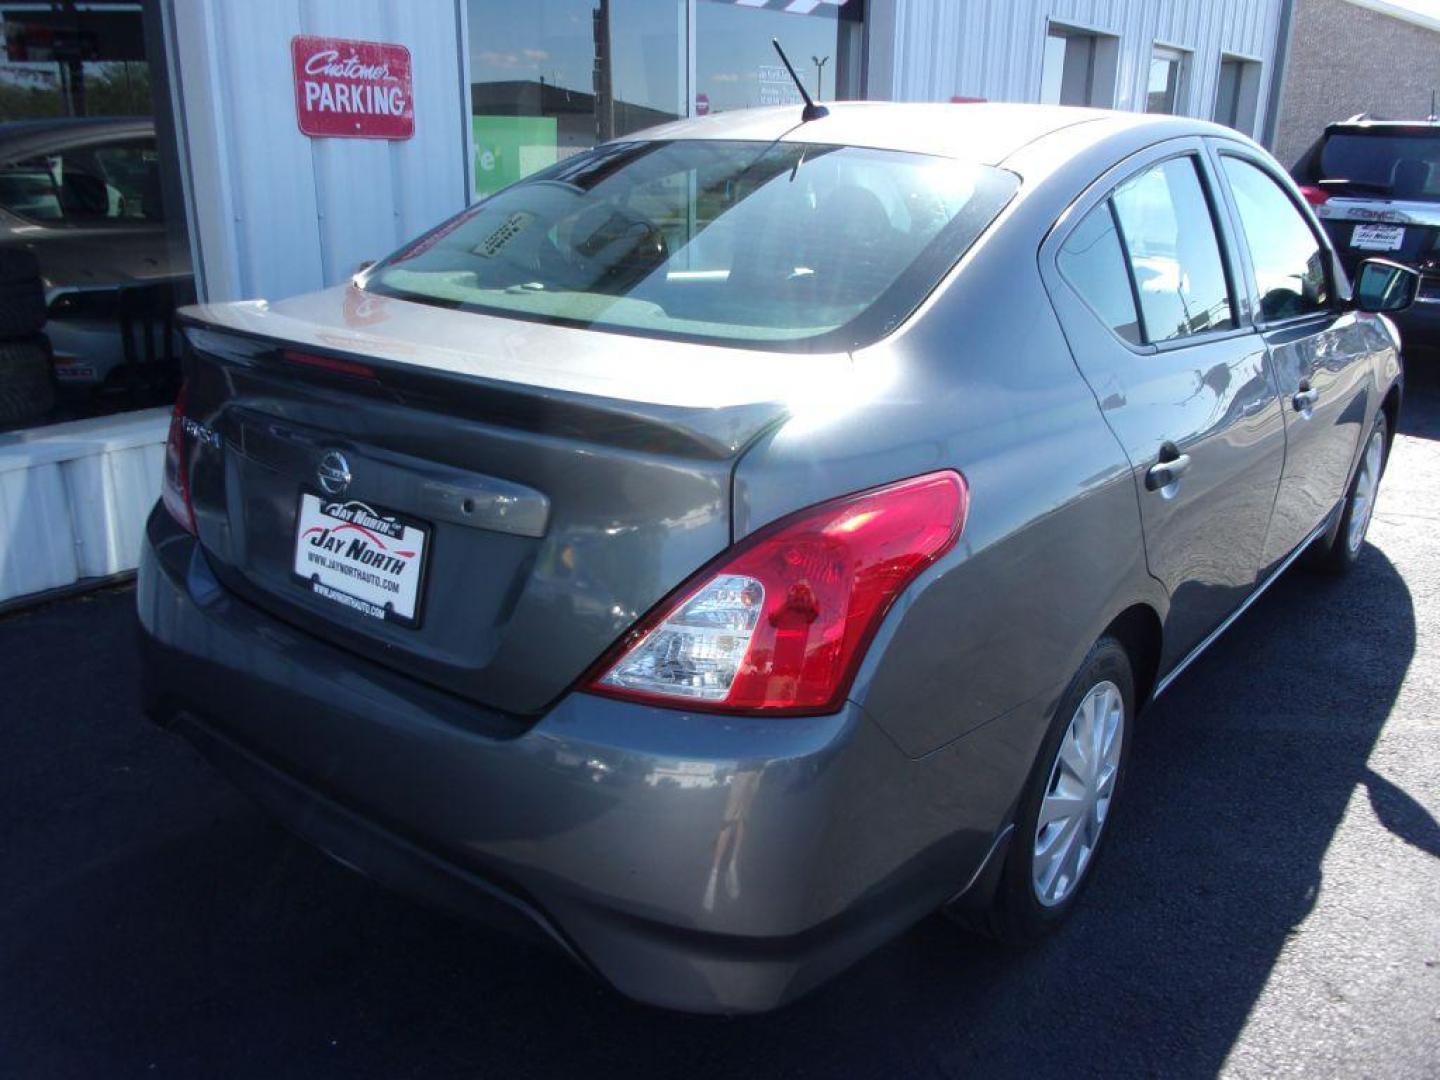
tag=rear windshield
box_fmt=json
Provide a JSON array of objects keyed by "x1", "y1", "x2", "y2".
[
  {"x1": 365, "y1": 140, "x2": 1018, "y2": 350},
  {"x1": 1313, "y1": 131, "x2": 1440, "y2": 201}
]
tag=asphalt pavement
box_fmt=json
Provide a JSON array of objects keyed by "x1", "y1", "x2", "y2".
[{"x1": 3, "y1": 367, "x2": 1439, "y2": 1079}]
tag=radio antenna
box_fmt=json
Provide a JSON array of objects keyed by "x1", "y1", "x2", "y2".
[{"x1": 772, "y1": 38, "x2": 828, "y2": 122}]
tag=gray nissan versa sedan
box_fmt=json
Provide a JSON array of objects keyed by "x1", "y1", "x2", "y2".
[{"x1": 137, "y1": 103, "x2": 1419, "y2": 1014}]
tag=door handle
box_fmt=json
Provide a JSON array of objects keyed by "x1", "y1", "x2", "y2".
[
  {"x1": 1145, "y1": 445, "x2": 1192, "y2": 492},
  {"x1": 1293, "y1": 383, "x2": 1320, "y2": 412}
]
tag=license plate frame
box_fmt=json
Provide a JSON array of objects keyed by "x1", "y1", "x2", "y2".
[
  {"x1": 1350, "y1": 222, "x2": 1406, "y2": 252},
  {"x1": 291, "y1": 490, "x2": 432, "y2": 628}
]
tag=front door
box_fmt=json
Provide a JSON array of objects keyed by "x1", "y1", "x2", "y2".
[
  {"x1": 1043, "y1": 144, "x2": 1287, "y2": 669},
  {"x1": 1212, "y1": 150, "x2": 1377, "y2": 569}
]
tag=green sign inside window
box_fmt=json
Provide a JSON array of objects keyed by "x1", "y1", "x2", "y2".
[{"x1": 472, "y1": 116, "x2": 558, "y2": 197}]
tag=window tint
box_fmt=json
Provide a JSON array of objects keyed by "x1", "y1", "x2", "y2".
[
  {"x1": 1316, "y1": 132, "x2": 1440, "y2": 201},
  {"x1": 1058, "y1": 201, "x2": 1141, "y2": 344},
  {"x1": 0, "y1": 140, "x2": 160, "y2": 224},
  {"x1": 368, "y1": 140, "x2": 1018, "y2": 349},
  {"x1": 0, "y1": 155, "x2": 63, "y2": 221},
  {"x1": 1111, "y1": 157, "x2": 1234, "y2": 342},
  {"x1": 1221, "y1": 156, "x2": 1330, "y2": 321},
  {"x1": 94, "y1": 141, "x2": 164, "y2": 220}
]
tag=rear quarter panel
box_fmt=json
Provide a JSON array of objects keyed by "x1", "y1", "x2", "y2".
[{"x1": 734, "y1": 166, "x2": 1160, "y2": 759}]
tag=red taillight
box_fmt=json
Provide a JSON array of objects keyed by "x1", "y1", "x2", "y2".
[
  {"x1": 585, "y1": 471, "x2": 968, "y2": 716},
  {"x1": 1299, "y1": 184, "x2": 1329, "y2": 207},
  {"x1": 161, "y1": 382, "x2": 197, "y2": 535},
  {"x1": 282, "y1": 348, "x2": 376, "y2": 379}
]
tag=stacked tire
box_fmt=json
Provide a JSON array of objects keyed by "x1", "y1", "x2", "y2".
[{"x1": 0, "y1": 247, "x2": 54, "y2": 430}]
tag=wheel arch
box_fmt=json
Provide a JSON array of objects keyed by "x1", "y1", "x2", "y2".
[
  {"x1": 1102, "y1": 603, "x2": 1164, "y2": 711},
  {"x1": 1380, "y1": 380, "x2": 1402, "y2": 456}
]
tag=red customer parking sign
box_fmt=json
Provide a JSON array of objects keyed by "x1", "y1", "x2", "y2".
[{"x1": 291, "y1": 35, "x2": 414, "y2": 140}]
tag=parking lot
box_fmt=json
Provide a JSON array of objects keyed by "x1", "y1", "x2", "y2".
[{"x1": 3, "y1": 367, "x2": 1438, "y2": 1079}]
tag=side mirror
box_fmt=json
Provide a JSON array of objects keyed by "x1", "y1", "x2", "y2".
[{"x1": 1354, "y1": 258, "x2": 1420, "y2": 314}]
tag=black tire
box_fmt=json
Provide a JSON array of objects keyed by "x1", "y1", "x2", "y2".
[
  {"x1": 971, "y1": 637, "x2": 1136, "y2": 943},
  {"x1": 1303, "y1": 411, "x2": 1388, "y2": 576},
  {"x1": 0, "y1": 248, "x2": 47, "y2": 338},
  {"x1": 0, "y1": 337, "x2": 56, "y2": 430}
]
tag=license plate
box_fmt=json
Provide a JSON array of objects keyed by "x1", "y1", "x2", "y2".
[
  {"x1": 1351, "y1": 223, "x2": 1405, "y2": 251},
  {"x1": 292, "y1": 492, "x2": 430, "y2": 625}
]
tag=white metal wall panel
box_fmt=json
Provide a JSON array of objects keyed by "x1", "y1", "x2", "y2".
[
  {"x1": 0, "y1": 462, "x2": 77, "y2": 601},
  {"x1": 170, "y1": 0, "x2": 468, "y2": 304},
  {"x1": 66, "y1": 442, "x2": 167, "y2": 579},
  {"x1": 871, "y1": 0, "x2": 1285, "y2": 138},
  {"x1": 0, "y1": 410, "x2": 169, "y2": 603}
]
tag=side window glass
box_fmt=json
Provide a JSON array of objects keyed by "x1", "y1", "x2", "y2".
[
  {"x1": 94, "y1": 140, "x2": 163, "y2": 221},
  {"x1": 0, "y1": 143, "x2": 163, "y2": 225},
  {"x1": 1058, "y1": 201, "x2": 1142, "y2": 344},
  {"x1": 54, "y1": 150, "x2": 115, "y2": 222},
  {"x1": 1221, "y1": 156, "x2": 1330, "y2": 322},
  {"x1": 1111, "y1": 156, "x2": 1235, "y2": 342},
  {"x1": 0, "y1": 155, "x2": 63, "y2": 221}
]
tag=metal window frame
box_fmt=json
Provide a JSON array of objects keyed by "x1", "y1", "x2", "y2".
[
  {"x1": 1040, "y1": 17, "x2": 1121, "y2": 109},
  {"x1": 1147, "y1": 41, "x2": 1193, "y2": 115},
  {"x1": 1044, "y1": 138, "x2": 1253, "y2": 356},
  {"x1": 1212, "y1": 51, "x2": 1264, "y2": 136}
]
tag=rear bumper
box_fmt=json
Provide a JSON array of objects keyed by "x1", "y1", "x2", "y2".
[{"x1": 137, "y1": 509, "x2": 1016, "y2": 1013}]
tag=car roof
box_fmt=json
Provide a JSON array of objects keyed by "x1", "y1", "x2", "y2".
[
  {"x1": 0, "y1": 116, "x2": 154, "y2": 160},
  {"x1": 626, "y1": 102, "x2": 1221, "y2": 167},
  {"x1": 1325, "y1": 115, "x2": 1440, "y2": 133}
]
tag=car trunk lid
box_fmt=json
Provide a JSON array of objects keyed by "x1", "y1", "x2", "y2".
[{"x1": 178, "y1": 285, "x2": 859, "y2": 716}]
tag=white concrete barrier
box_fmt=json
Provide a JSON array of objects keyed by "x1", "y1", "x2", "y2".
[{"x1": 0, "y1": 408, "x2": 168, "y2": 604}]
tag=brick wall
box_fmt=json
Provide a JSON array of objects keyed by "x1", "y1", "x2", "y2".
[{"x1": 1274, "y1": 0, "x2": 1440, "y2": 168}]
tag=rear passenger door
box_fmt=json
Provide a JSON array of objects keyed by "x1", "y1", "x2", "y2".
[
  {"x1": 1209, "y1": 146, "x2": 1376, "y2": 569},
  {"x1": 1041, "y1": 141, "x2": 1287, "y2": 670}
]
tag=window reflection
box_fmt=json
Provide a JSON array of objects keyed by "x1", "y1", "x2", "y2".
[
  {"x1": 1058, "y1": 202, "x2": 1142, "y2": 345},
  {"x1": 1146, "y1": 47, "x2": 1186, "y2": 114},
  {"x1": 695, "y1": 0, "x2": 864, "y2": 114},
  {"x1": 0, "y1": 2, "x2": 194, "y2": 431},
  {"x1": 1111, "y1": 157, "x2": 1234, "y2": 342},
  {"x1": 1221, "y1": 156, "x2": 1331, "y2": 322},
  {"x1": 467, "y1": 1, "x2": 684, "y2": 197}
]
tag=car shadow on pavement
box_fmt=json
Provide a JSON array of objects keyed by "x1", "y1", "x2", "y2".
[
  {"x1": 1399, "y1": 350, "x2": 1440, "y2": 440},
  {"x1": 1361, "y1": 767, "x2": 1440, "y2": 860},
  {"x1": 0, "y1": 528, "x2": 1418, "y2": 1079}
]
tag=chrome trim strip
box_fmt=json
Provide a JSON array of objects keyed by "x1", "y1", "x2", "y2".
[
  {"x1": 1317, "y1": 199, "x2": 1440, "y2": 228},
  {"x1": 1153, "y1": 506, "x2": 1339, "y2": 699}
]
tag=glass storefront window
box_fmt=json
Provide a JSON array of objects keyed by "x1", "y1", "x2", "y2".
[
  {"x1": 695, "y1": 0, "x2": 863, "y2": 115},
  {"x1": 465, "y1": 2, "x2": 866, "y2": 201},
  {"x1": 467, "y1": 1, "x2": 685, "y2": 197},
  {"x1": 0, "y1": 0, "x2": 194, "y2": 432}
]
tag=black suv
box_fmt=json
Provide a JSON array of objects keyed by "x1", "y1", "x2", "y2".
[{"x1": 1293, "y1": 115, "x2": 1440, "y2": 350}]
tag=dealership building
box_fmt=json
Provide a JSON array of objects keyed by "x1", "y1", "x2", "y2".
[{"x1": 0, "y1": 0, "x2": 1295, "y2": 606}]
